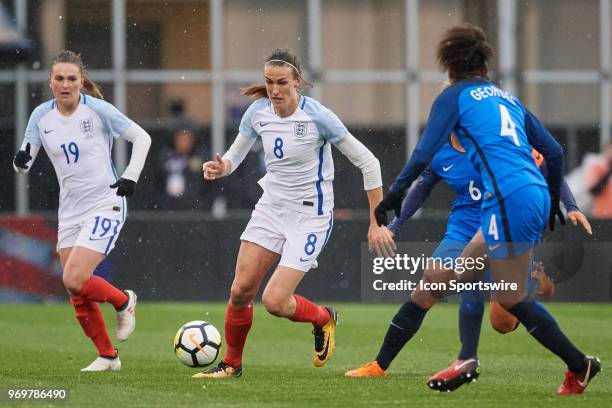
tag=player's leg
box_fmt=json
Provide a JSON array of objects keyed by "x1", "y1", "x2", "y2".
[
  {"x1": 345, "y1": 289, "x2": 432, "y2": 377},
  {"x1": 347, "y1": 238, "x2": 486, "y2": 377},
  {"x1": 193, "y1": 241, "x2": 279, "y2": 378},
  {"x1": 488, "y1": 301, "x2": 519, "y2": 333},
  {"x1": 60, "y1": 247, "x2": 121, "y2": 371},
  {"x1": 425, "y1": 290, "x2": 484, "y2": 391},
  {"x1": 489, "y1": 260, "x2": 556, "y2": 333},
  {"x1": 425, "y1": 240, "x2": 486, "y2": 391},
  {"x1": 63, "y1": 246, "x2": 128, "y2": 306},
  {"x1": 261, "y1": 265, "x2": 336, "y2": 367},
  {"x1": 531, "y1": 261, "x2": 555, "y2": 298},
  {"x1": 491, "y1": 252, "x2": 600, "y2": 395},
  {"x1": 457, "y1": 291, "x2": 484, "y2": 360},
  {"x1": 486, "y1": 186, "x2": 599, "y2": 394},
  {"x1": 63, "y1": 213, "x2": 135, "y2": 340},
  {"x1": 263, "y1": 208, "x2": 336, "y2": 367}
]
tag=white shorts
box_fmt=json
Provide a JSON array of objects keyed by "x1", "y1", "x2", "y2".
[
  {"x1": 240, "y1": 202, "x2": 334, "y2": 272},
  {"x1": 57, "y1": 207, "x2": 126, "y2": 255}
]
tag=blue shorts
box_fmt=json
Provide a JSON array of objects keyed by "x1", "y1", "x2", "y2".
[
  {"x1": 432, "y1": 236, "x2": 533, "y2": 304},
  {"x1": 482, "y1": 184, "x2": 549, "y2": 259}
]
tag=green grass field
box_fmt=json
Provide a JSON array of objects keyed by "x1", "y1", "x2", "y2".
[{"x1": 0, "y1": 302, "x2": 610, "y2": 407}]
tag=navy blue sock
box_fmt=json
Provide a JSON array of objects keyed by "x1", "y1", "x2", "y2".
[
  {"x1": 458, "y1": 300, "x2": 484, "y2": 360},
  {"x1": 509, "y1": 301, "x2": 586, "y2": 373},
  {"x1": 375, "y1": 302, "x2": 428, "y2": 370}
]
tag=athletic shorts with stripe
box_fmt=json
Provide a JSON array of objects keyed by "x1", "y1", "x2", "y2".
[
  {"x1": 482, "y1": 184, "x2": 549, "y2": 259},
  {"x1": 57, "y1": 205, "x2": 126, "y2": 255},
  {"x1": 240, "y1": 201, "x2": 333, "y2": 272}
]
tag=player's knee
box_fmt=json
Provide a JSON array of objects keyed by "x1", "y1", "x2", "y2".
[
  {"x1": 489, "y1": 302, "x2": 520, "y2": 334},
  {"x1": 62, "y1": 272, "x2": 85, "y2": 295},
  {"x1": 229, "y1": 282, "x2": 256, "y2": 307},
  {"x1": 261, "y1": 292, "x2": 289, "y2": 317},
  {"x1": 491, "y1": 319, "x2": 519, "y2": 334},
  {"x1": 410, "y1": 290, "x2": 436, "y2": 309}
]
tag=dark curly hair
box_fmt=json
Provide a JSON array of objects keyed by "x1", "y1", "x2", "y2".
[{"x1": 436, "y1": 24, "x2": 493, "y2": 82}]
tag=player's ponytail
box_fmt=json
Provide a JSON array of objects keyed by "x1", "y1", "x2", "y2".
[
  {"x1": 51, "y1": 50, "x2": 104, "y2": 99},
  {"x1": 241, "y1": 48, "x2": 312, "y2": 99},
  {"x1": 82, "y1": 77, "x2": 104, "y2": 99},
  {"x1": 436, "y1": 23, "x2": 493, "y2": 82},
  {"x1": 241, "y1": 84, "x2": 268, "y2": 99}
]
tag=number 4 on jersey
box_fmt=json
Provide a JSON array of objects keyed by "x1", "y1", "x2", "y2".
[{"x1": 499, "y1": 105, "x2": 519, "y2": 146}]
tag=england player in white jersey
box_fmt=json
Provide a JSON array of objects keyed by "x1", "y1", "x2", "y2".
[
  {"x1": 194, "y1": 48, "x2": 395, "y2": 379},
  {"x1": 13, "y1": 50, "x2": 151, "y2": 372}
]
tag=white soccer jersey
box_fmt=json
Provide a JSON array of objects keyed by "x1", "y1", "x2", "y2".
[
  {"x1": 23, "y1": 93, "x2": 131, "y2": 226},
  {"x1": 239, "y1": 95, "x2": 348, "y2": 215}
]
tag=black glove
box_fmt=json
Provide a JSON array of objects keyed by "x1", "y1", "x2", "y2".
[
  {"x1": 14, "y1": 143, "x2": 32, "y2": 169},
  {"x1": 110, "y1": 178, "x2": 136, "y2": 197},
  {"x1": 374, "y1": 191, "x2": 403, "y2": 226},
  {"x1": 549, "y1": 195, "x2": 566, "y2": 231}
]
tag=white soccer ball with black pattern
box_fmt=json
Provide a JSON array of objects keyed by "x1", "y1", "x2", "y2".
[{"x1": 173, "y1": 320, "x2": 221, "y2": 367}]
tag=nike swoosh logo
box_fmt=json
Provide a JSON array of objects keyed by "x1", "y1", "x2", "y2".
[
  {"x1": 188, "y1": 333, "x2": 203, "y2": 350},
  {"x1": 44, "y1": 129, "x2": 54, "y2": 134},
  {"x1": 454, "y1": 358, "x2": 477, "y2": 371},
  {"x1": 488, "y1": 244, "x2": 501, "y2": 251},
  {"x1": 317, "y1": 334, "x2": 331, "y2": 361},
  {"x1": 578, "y1": 360, "x2": 591, "y2": 387},
  {"x1": 442, "y1": 165, "x2": 454, "y2": 172},
  {"x1": 260, "y1": 122, "x2": 271, "y2": 127},
  {"x1": 89, "y1": 236, "x2": 110, "y2": 241}
]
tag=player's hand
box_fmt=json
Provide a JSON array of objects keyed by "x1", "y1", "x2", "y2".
[
  {"x1": 567, "y1": 210, "x2": 592, "y2": 235},
  {"x1": 110, "y1": 178, "x2": 136, "y2": 197},
  {"x1": 548, "y1": 196, "x2": 566, "y2": 231},
  {"x1": 14, "y1": 143, "x2": 32, "y2": 169},
  {"x1": 374, "y1": 191, "x2": 403, "y2": 226},
  {"x1": 202, "y1": 153, "x2": 229, "y2": 181},
  {"x1": 368, "y1": 224, "x2": 396, "y2": 258}
]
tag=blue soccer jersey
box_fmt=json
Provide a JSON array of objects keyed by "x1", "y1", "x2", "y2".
[
  {"x1": 388, "y1": 143, "x2": 482, "y2": 242},
  {"x1": 431, "y1": 144, "x2": 484, "y2": 238},
  {"x1": 390, "y1": 78, "x2": 564, "y2": 207},
  {"x1": 389, "y1": 78, "x2": 564, "y2": 253}
]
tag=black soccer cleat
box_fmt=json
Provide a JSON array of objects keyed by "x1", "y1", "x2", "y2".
[{"x1": 313, "y1": 306, "x2": 337, "y2": 367}]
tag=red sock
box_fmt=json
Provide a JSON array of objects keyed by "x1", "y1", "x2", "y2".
[
  {"x1": 290, "y1": 294, "x2": 330, "y2": 328},
  {"x1": 76, "y1": 276, "x2": 128, "y2": 309},
  {"x1": 223, "y1": 303, "x2": 253, "y2": 367},
  {"x1": 71, "y1": 297, "x2": 116, "y2": 357}
]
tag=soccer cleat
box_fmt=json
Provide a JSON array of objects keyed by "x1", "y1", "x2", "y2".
[
  {"x1": 81, "y1": 352, "x2": 121, "y2": 372},
  {"x1": 427, "y1": 358, "x2": 480, "y2": 392},
  {"x1": 313, "y1": 306, "x2": 337, "y2": 367},
  {"x1": 344, "y1": 361, "x2": 388, "y2": 377},
  {"x1": 192, "y1": 361, "x2": 242, "y2": 379},
  {"x1": 531, "y1": 261, "x2": 555, "y2": 298},
  {"x1": 557, "y1": 356, "x2": 601, "y2": 395},
  {"x1": 116, "y1": 290, "x2": 137, "y2": 341}
]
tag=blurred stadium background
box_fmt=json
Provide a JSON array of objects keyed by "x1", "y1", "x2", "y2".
[{"x1": 1, "y1": 0, "x2": 611, "y2": 302}]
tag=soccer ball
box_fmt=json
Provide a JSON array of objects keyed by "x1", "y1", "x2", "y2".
[{"x1": 173, "y1": 320, "x2": 221, "y2": 367}]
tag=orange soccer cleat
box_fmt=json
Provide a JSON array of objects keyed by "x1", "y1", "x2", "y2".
[
  {"x1": 532, "y1": 261, "x2": 555, "y2": 298},
  {"x1": 344, "y1": 361, "x2": 388, "y2": 377}
]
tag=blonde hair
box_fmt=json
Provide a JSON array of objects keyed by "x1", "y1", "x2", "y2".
[{"x1": 51, "y1": 50, "x2": 103, "y2": 99}]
